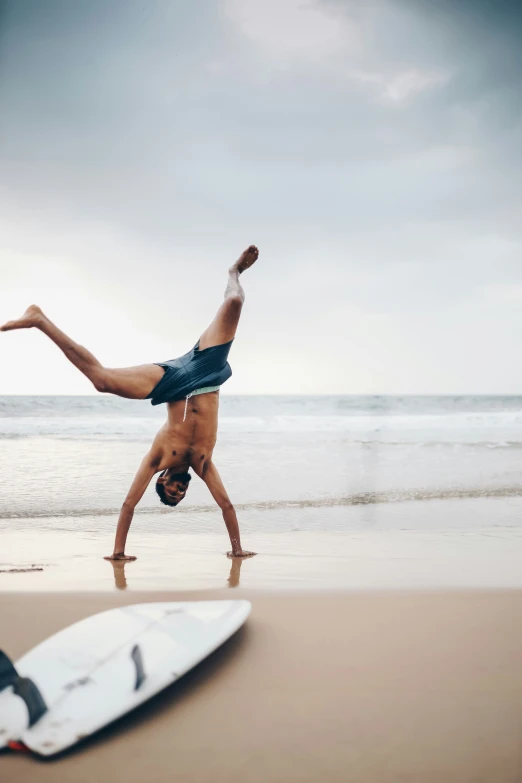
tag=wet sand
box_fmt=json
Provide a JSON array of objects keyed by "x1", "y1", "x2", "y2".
[
  {"x1": 2, "y1": 589, "x2": 522, "y2": 782},
  {"x1": 4, "y1": 519, "x2": 522, "y2": 592}
]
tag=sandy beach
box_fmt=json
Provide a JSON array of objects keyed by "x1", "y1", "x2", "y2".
[
  {"x1": 2, "y1": 0, "x2": 521, "y2": 775},
  {"x1": 2, "y1": 397, "x2": 522, "y2": 783},
  {"x1": 2, "y1": 589, "x2": 522, "y2": 782}
]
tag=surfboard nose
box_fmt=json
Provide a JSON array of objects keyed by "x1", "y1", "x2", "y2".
[{"x1": 2, "y1": 600, "x2": 252, "y2": 757}]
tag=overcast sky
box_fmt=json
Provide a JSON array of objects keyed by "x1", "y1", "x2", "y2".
[{"x1": 0, "y1": 0, "x2": 521, "y2": 394}]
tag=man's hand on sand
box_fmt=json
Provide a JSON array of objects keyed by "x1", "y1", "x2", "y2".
[
  {"x1": 104, "y1": 553, "x2": 137, "y2": 562},
  {"x1": 227, "y1": 550, "x2": 256, "y2": 559}
]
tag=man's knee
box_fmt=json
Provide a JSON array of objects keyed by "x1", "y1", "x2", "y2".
[{"x1": 92, "y1": 369, "x2": 111, "y2": 393}]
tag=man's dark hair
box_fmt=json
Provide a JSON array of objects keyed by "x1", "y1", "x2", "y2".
[{"x1": 155, "y1": 472, "x2": 191, "y2": 506}]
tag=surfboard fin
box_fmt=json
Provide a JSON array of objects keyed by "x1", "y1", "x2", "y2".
[
  {"x1": 13, "y1": 677, "x2": 48, "y2": 727},
  {"x1": 0, "y1": 650, "x2": 48, "y2": 727},
  {"x1": 131, "y1": 644, "x2": 146, "y2": 690},
  {"x1": 0, "y1": 650, "x2": 19, "y2": 692}
]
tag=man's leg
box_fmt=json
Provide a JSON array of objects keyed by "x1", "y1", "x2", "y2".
[
  {"x1": 198, "y1": 245, "x2": 258, "y2": 350},
  {"x1": 0, "y1": 305, "x2": 163, "y2": 399}
]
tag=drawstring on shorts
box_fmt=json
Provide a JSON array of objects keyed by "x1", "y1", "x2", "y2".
[
  {"x1": 183, "y1": 392, "x2": 193, "y2": 422},
  {"x1": 182, "y1": 386, "x2": 220, "y2": 421}
]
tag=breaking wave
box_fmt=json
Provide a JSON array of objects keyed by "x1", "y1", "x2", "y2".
[{"x1": 2, "y1": 484, "x2": 522, "y2": 520}]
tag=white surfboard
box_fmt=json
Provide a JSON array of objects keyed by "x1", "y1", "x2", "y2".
[{"x1": 0, "y1": 600, "x2": 251, "y2": 756}]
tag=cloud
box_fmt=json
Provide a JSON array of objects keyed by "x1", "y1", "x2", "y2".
[
  {"x1": 223, "y1": 0, "x2": 449, "y2": 105},
  {"x1": 223, "y1": 0, "x2": 357, "y2": 59},
  {"x1": 347, "y1": 66, "x2": 450, "y2": 104}
]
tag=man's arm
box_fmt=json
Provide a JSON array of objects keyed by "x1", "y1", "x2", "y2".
[
  {"x1": 201, "y1": 460, "x2": 255, "y2": 558},
  {"x1": 104, "y1": 451, "x2": 159, "y2": 561}
]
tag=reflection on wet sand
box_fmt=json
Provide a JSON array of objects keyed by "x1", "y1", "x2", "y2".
[
  {"x1": 227, "y1": 557, "x2": 246, "y2": 588},
  {"x1": 107, "y1": 555, "x2": 250, "y2": 591},
  {"x1": 108, "y1": 560, "x2": 129, "y2": 590}
]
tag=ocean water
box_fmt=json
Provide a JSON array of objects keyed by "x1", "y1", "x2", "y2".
[{"x1": 1, "y1": 395, "x2": 522, "y2": 591}]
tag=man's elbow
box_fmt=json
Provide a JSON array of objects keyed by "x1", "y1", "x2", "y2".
[
  {"x1": 220, "y1": 499, "x2": 234, "y2": 513},
  {"x1": 122, "y1": 499, "x2": 136, "y2": 512}
]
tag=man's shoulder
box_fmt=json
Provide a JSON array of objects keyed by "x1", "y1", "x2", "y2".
[{"x1": 145, "y1": 435, "x2": 168, "y2": 470}]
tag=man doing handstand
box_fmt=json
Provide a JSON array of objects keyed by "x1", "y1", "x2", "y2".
[{"x1": 1, "y1": 245, "x2": 259, "y2": 561}]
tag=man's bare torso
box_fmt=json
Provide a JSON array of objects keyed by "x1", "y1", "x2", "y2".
[{"x1": 151, "y1": 391, "x2": 219, "y2": 478}]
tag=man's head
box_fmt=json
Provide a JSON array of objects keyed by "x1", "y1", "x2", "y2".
[{"x1": 155, "y1": 470, "x2": 191, "y2": 506}]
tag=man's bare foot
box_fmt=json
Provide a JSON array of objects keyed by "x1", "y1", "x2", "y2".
[
  {"x1": 104, "y1": 553, "x2": 137, "y2": 562},
  {"x1": 0, "y1": 305, "x2": 44, "y2": 332},
  {"x1": 227, "y1": 550, "x2": 256, "y2": 559},
  {"x1": 229, "y1": 245, "x2": 259, "y2": 275}
]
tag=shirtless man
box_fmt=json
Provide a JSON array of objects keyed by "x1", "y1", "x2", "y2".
[{"x1": 1, "y1": 245, "x2": 259, "y2": 561}]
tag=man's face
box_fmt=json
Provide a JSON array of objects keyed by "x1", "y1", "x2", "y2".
[{"x1": 156, "y1": 471, "x2": 190, "y2": 506}]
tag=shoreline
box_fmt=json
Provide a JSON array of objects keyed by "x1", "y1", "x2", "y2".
[{"x1": 2, "y1": 519, "x2": 522, "y2": 592}]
